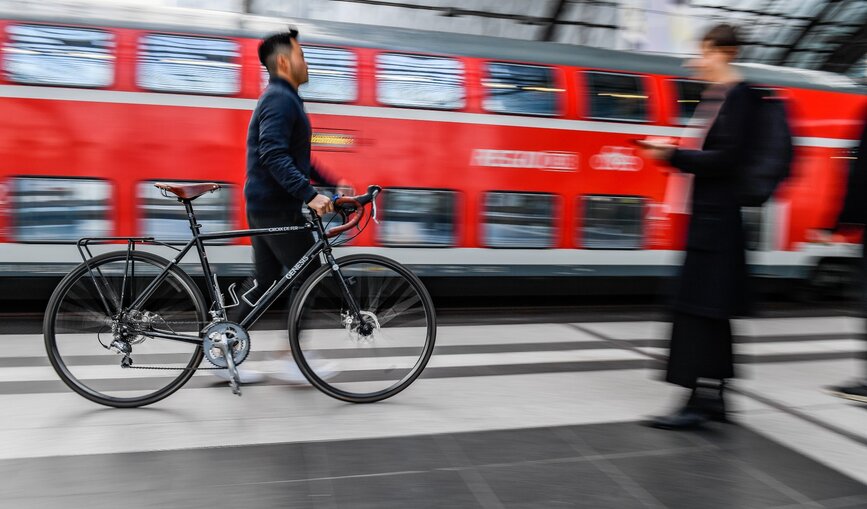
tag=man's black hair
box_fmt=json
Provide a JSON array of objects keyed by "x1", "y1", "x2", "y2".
[{"x1": 259, "y1": 29, "x2": 299, "y2": 77}]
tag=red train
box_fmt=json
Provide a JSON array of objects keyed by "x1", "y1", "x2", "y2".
[{"x1": 0, "y1": 12, "x2": 864, "y2": 297}]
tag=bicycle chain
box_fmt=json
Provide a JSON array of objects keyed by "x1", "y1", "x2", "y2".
[
  {"x1": 125, "y1": 364, "x2": 221, "y2": 372},
  {"x1": 120, "y1": 320, "x2": 231, "y2": 372}
]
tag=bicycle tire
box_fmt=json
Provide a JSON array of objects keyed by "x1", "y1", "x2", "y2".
[
  {"x1": 44, "y1": 250, "x2": 207, "y2": 408},
  {"x1": 288, "y1": 254, "x2": 436, "y2": 403}
]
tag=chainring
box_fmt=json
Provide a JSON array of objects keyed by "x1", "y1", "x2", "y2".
[{"x1": 202, "y1": 321, "x2": 251, "y2": 368}]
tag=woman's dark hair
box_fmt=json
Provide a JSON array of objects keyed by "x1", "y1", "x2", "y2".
[{"x1": 702, "y1": 23, "x2": 741, "y2": 54}]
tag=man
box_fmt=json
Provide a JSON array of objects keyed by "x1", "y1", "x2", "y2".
[
  {"x1": 247, "y1": 30, "x2": 335, "y2": 225},
  {"x1": 813, "y1": 107, "x2": 867, "y2": 403},
  {"x1": 216, "y1": 29, "x2": 342, "y2": 383}
]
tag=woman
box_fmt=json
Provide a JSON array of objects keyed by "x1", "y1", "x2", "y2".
[{"x1": 639, "y1": 23, "x2": 759, "y2": 429}]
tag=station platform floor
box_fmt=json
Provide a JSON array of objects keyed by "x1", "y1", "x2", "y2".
[{"x1": 2, "y1": 315, "x2": 867, "y2": 508}]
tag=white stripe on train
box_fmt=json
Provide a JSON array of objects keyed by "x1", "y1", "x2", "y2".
[{"x1": 0, "y1": 85, "x2": 858, "y2": 149}]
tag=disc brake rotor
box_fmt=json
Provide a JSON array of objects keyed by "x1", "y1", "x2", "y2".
[{"x1": 343, "y1": 310, "x2": 381, "y2": 343}]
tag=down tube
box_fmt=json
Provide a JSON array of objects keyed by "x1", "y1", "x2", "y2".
[{"x1": 239, "y1": 240, "x2": 326, "y2": 329}]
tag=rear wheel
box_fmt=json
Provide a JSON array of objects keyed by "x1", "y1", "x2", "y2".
[
  {"x1": 44, "y1": 251, "x2": 207, "y2": 408},
  {"x1": 288, "y1": 254, "x2": 436, "y2": 403}
]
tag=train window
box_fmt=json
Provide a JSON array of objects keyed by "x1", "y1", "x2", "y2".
[
  {"x1": 3, "y1": 24, "x2": 115, "y2": 87},
  {"x1": 137, "y1": 34, "x2": 240, "y2": 95},
  {"x1": 378, "y1": 189, "x2": 456, "y2": 246},
  {"x1": 483, "y1": 63, "x2": 561, "y2": 116},
  {"x1": 584, "y1": 71, "x2": 648, "y2": 122},
  {"x1": 580, "y1": 195, "x2": 645, "y2": 249},
  {"x1": 9, "y1": 177, "x2": 112, "y2": 241},
  {"x1": 138, "y1": 181, "x2": 232, "y2": 243},
  {"x1": 261, "y1": 46, "x2": 357, "y2": 103},
  {"x1": 376, "y1": 53, "x2": 465, "y2": 110},
  {"x1": 482, "y1": 192, "x2": 556, "y2": 248},
  {"x1": 674, "y1": 80, "x2": 707, "y2": 125}
]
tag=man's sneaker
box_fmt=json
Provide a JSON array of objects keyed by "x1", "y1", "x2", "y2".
[
  {"x1": 260, "y1": 355, "x2": 339, "y2": 385},
  {"x1": 212, "y1": 368, "x2": 266, "y2": 384},
  {"x1": 305, "y1": 354, "x2": 339, "y2": 382},
  {"x1": 826, "y1": 382, "x2": 867, "y2": 404},
  {"x1": 260, "y1": 358, "x2": 310, "y2": 385}
]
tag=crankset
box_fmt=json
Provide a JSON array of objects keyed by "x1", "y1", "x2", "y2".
[{"x1": 202, "y1": 321, "x2": 251, "y2": 396}]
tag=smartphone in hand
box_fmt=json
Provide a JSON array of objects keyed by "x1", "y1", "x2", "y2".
[{"x1": 630, "y1": 138, "x2": 657, "y2": 149}]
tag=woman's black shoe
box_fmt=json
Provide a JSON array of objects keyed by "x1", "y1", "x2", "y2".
[
  {"x1": 696, "y1": 392, "x2": 731, "y2": 423},
  {"x1": 691, "y1": 380, "x2": 732, "y2": 424},
  {"x1": 706, "y1": 408, "x2": 731, "y2": 424},
  {"x1": 647, "y1": 380, "x2": 732, "y2": 430},
  {"x1": 645, "y1": 407, "x2": 708, "y2": 430}
]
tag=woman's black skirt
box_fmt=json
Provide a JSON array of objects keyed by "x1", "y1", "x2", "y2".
[{"x1": 666, "y1": 311, "x2": 735, "y2": 388}]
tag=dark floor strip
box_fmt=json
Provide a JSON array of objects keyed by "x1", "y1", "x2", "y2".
[
  {"x1": 734, "y1": 333, "x2": 862, "y2": 343},
  {"x1": 9, "y1": 349, "x2": 866, "y2": 396},
  {"x1": 3, "y1": 333, "x2": 861, "y2": 369},
  {"x1": 0, "y1": 340, "x2": 631, "y2": 368},
  {"x1": 0, "y1": 359, "x2": 659, "y2": 395}
]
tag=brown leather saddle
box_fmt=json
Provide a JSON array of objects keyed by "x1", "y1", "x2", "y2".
[{"x1": 154, "y1": 182, "x2": 222, "y2": 200}]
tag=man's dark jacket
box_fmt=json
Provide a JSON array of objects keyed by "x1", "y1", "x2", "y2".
[{"x1": 245, "y1": 76, "x2": 335, "y2": 215}]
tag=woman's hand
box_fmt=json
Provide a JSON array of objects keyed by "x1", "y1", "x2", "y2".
[{"x1": 636, "y1": 137, "x2": 677, "y2": 161}]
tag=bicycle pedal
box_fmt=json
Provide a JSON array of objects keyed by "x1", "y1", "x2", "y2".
[{"x1": 229, "y1": 379, "x2": 242, "y2": 396}]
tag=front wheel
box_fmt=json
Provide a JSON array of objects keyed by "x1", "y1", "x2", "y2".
[{"x1": 288, "y1": 254, "x2": 436, "y2": 403}]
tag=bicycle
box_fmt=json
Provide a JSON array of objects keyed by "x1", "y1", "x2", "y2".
[{"x1": 43, "y1": 182, "x2": 436, "y2": 408}]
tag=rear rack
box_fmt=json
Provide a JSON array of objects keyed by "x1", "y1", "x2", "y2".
[
  {"x1": 76, "y1": 237, "x2": 183, "y2": 266},
  {"x1": 75, "y1": 236, "x2": 190, "y2": 319}
]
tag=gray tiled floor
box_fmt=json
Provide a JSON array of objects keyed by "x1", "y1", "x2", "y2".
[
  {"x1": 5, "y1": 316, "x2": 867, "y2": 507},
  {"x1": 3, "y1": 421, "x2": 865, "y2": 509}
]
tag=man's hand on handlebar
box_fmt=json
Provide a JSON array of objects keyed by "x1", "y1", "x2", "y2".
[
  {"x1": 324, "y1": 185, "x2": 382, "y2": 238},
  {"x1": 308, "y1": 193, "x2": 334, "y2": 216}
]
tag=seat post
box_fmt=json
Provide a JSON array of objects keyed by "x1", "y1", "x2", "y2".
[
  {"x1": 182, "y1": 198, "x2": 221, "y2": 311},
  {"x1": 182, "y1": 199, "x2": 201, "y2": 236}
]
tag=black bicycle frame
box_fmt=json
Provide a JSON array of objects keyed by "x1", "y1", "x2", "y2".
[{"x1": 78, "y1": 199, "x2": 361, "y2": 346}]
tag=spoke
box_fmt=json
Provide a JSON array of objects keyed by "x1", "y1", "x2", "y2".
[
  {"x1": 292, "y1": 259, "x2": 433, "y2": 400},
  {"x1": 49, "y1": 255, "x2": 205, "y2": 403},
  {"x1": 376, "y1": 291, "x2": 423, "y2": 328}
]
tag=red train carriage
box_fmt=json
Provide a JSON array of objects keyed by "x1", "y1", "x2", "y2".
[{"x1": 0, "y1": 13, "x2": 864, "y2": 298}]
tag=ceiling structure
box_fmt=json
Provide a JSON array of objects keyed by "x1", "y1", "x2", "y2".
[
  {"x1": 690, "y1": 0, "x2": 867, "y2": 76},
  {"x1": 5, "y1": 0, "x2": 867, "y2": 77},
  {"x1": 249, "y1": 0, "x2": 867, "y2": 78}
]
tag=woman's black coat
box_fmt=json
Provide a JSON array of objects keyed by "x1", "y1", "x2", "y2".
[{"x1": 667, "y1": 82, "x2": 759, "y2": 319}]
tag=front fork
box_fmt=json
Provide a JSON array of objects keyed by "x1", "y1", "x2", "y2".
[{"x1": 312, "y1": 215, "x2": 366, "y2": 329}]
